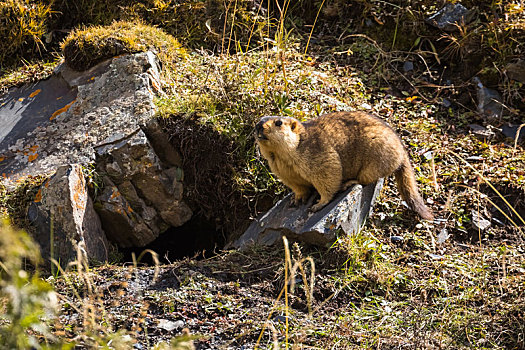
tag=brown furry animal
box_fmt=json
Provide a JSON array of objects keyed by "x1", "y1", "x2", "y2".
[{"x1": 255, "y1": 111, "x2": 433, "y2": 220}]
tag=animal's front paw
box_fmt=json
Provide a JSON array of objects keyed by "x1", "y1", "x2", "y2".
[
  {"x1": 310, "y1": 201, "x2": 327, "y2": 212},
  {"x1": 291, "y1": 194, "x2": 308, "y2": 207}
]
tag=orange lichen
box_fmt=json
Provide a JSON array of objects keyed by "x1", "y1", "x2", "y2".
[
  {"x1": 50, "y1": 99, "x2": 76, "y2": 120},
  {"x1": 28, "y1": 153, "x2": 38, "y2": 162},
  {"x1": 18, "y1": 97, "x2": 25, "y2": 102},
  {"x1": 110, "y1": 189, "x2": 120, "y2": 200},
  {"x1": 0, "y1": 156, "x2": 4, "y2": 162},
  {"x1": 34, "y1": 188, "x2": 42, "y2": 203},
  {"x1": 29, "y1": 89, "x2": 41, "y2": 98}
]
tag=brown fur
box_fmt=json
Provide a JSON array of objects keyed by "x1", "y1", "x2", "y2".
[{"x1": 255, "y1": 111, "x2": 434, "y2": 220}]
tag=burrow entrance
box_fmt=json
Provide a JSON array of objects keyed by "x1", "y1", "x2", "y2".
[{"x1": 121, "y1": 214, "x2": 225, "y2": 265}]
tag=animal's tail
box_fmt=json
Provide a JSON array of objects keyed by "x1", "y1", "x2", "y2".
[{"x1": 394, "y1": 157, "x2": 434, "y2": 220}]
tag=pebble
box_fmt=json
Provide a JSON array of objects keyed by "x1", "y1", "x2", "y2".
[{"x1": 390, "y1": 235, "x2": 404, "y2": 243}]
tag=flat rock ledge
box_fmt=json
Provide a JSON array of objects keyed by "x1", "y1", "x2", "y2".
[{"x1": 232, "y1": 179, "x2": 384, "y2": 249}]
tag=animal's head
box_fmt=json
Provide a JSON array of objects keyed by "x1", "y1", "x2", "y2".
[{"x1": 255, "y1": 116, "x2": 304, "y2": 149}]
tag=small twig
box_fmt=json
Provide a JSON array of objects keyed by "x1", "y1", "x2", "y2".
[{"x1": 513, "y1": 123, "x2": 524, "y2": 156}]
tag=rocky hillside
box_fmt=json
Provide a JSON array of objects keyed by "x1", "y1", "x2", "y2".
[{"x1": 0, "y1": 0, "x2": 524, "y2": 349}]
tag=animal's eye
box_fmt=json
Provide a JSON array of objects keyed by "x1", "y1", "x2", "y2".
[{"x1": 275, "y1": 120, "x2": 282, "y2": 127}]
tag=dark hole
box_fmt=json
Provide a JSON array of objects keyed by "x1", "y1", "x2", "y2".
[
  {"x1": 121, "y1": 214, "x2": 224, "y2": 265},
  {"x1": 481, "y1": 184, "x2": 525, "y2": 227}
]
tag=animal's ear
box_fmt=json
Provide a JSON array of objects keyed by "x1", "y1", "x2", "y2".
[{"x1": 290, "y1": 120, "x2": 297, "y2": 131}]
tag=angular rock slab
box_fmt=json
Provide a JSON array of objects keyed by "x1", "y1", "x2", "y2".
[
  {"x1": 0, "y1": 51, "x2": 161, "y2": 187},
  {"x1": 27, "y1": 164, "x2": 109, "y2": 266},
  {"x1": 233, "y1": 179, "x2": 384, "y2": 249},
  {"x1": 94, "y1": 129, "x2": 192, "y2": 247}
]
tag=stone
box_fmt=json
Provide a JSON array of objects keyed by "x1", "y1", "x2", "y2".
[
  {"x1": 472, "y1": 210, "x2": 491, "y2": 232},
  {"x1": 472, "y1": 77, "x2": 503, "y2": 120},
  {"x1": 390, "y1": 235, "x2": 404, "y2": 243},
  {"x1": 232, "y1": 180, "x2": 383, "y2": 249},
  {"x1": 0, "y1": 51, "x2": 161, "y2": 188},
  {"x1": 468, "y1": 124, "x2": 495, "y2": 141},
  {"x1": 501, "y1": 123, "x2": 525, "y2": 143},
  {"x1": 506, "y1": 60, "x2": 525, "y2": 84},
  {"x1": 1, "y1": 51, "x2": 193, "y2": 253},
  {"x1": 442, "y1": 98, "x2": 452, "y2": 108},
  {"x1": 157, "y1": 319, "x2": 184, "y2": 331},
  {"x1": 437, "y1": 228, "x2": 450, "y2": 244},
  {"x1": 27, "y1": 164, "x2": 108, "y2": 265},
  {"x1": 142, "y1": 119, "x2": 182, "y2": 167},
  {"x1": 426, "y1": 4, "x2": 476, "y2": 32},
  {"x1": 403, "y1": 61, "x2": 414, "y2": 72},
  {"x1": 95, "y1": 129, "x2": 192, "y2": 247},
  {"x1": 95, "y1": 180, "x2": 159, "y2": 248}
]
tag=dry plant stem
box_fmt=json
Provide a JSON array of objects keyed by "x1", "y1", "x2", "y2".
[
  {"x1": 304, "y1": 0, "x2": 327, "y2": 54},
  {"x1": 245, "y1": 0, "x2": 265, "y2": 50},
  {"x1": 513, "y1": 123, "x2": 525, "y2": 156},
  {"x1": 458, "y1": 184, "x2": 520, "y2": 229},
  {"x1": 431, "y1": 152, "x2": 439, "y2": 191},
  {"x1": 136, "y1": 249, "x2": 160, "y2": 283},
  {"x1": 283, "y1": 236, "x2": 291, "y2": 349},
  {"x1": 254, "y1": 284, "x2": 285, "y2": 349},
  {"x1": 226, "y1": 0, "x2": 239, "y2": 54},
  {"x1": 297, "y1": 256, "x2": 315, "y2": 317},
  {"x1": 221, "y1": 0, "x2": 232, "y2": 55},
  {"x1": 452, "y1": 151, "x2": 525, "y2": 226}
]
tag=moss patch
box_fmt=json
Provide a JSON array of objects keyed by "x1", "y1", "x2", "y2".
[{"x1": 61, "y1": 21, "x2": 186, "y2": 71}]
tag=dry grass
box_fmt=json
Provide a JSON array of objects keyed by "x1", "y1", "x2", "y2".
[{"x1": 0, "y1": 0, "x2": 51, "y2": 68}]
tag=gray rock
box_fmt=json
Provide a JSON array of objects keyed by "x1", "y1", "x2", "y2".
[
  {"x1": 437, "y1": 228, "x2": 450, "y2": 244},
  {"x1": 473, "y1": 77, "x2": 503, "y2": 120},
  {"x1": 501, "y1": 123, "x2": 525, "y2": 143},
  {"x1": 1, "y1": 51, "x2": 193, "y2": 251},
  {"x1": 506, "y1": 60, "x2": 525, "y2": 83},
  {"x1": 390, "y1": 235, "x2": 404, "y2": 243},
  {"x1": 232, "y1": 180, "x2": 383, "y2": 249},
  {"x1": 273, "y1": 315, "x2": 289, "y2": 323},
  {"x1": 472, "y1": 210, "x2": 491, "y2": 232},
  {"x1": 94, "y1": 129, "x2": 192, "y2": 247},
  {"x1": 27, "y1": 164, "x2": 108, "y2": 266},
  {"x1": 403, "y1": 61, "x2": 414, "y2": 72},
  {"x1": 0, "y1": 51, "x2": 160, "y2": 188},
  {"x1": 142, "y1": 119, "x2": 183, "y2": 167},
  {"x1": 468, "y1": 124, "x2": 495, "y2": 141},
  {"x1": 95, "y1": 180, "x2": 159, "y2": 248},
  {"x1": 157, "y1": 319, "x2": 184, "y2": 332},
  {"x1": 426, "y1": 4, "x2": 475, "y2": 32}
]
